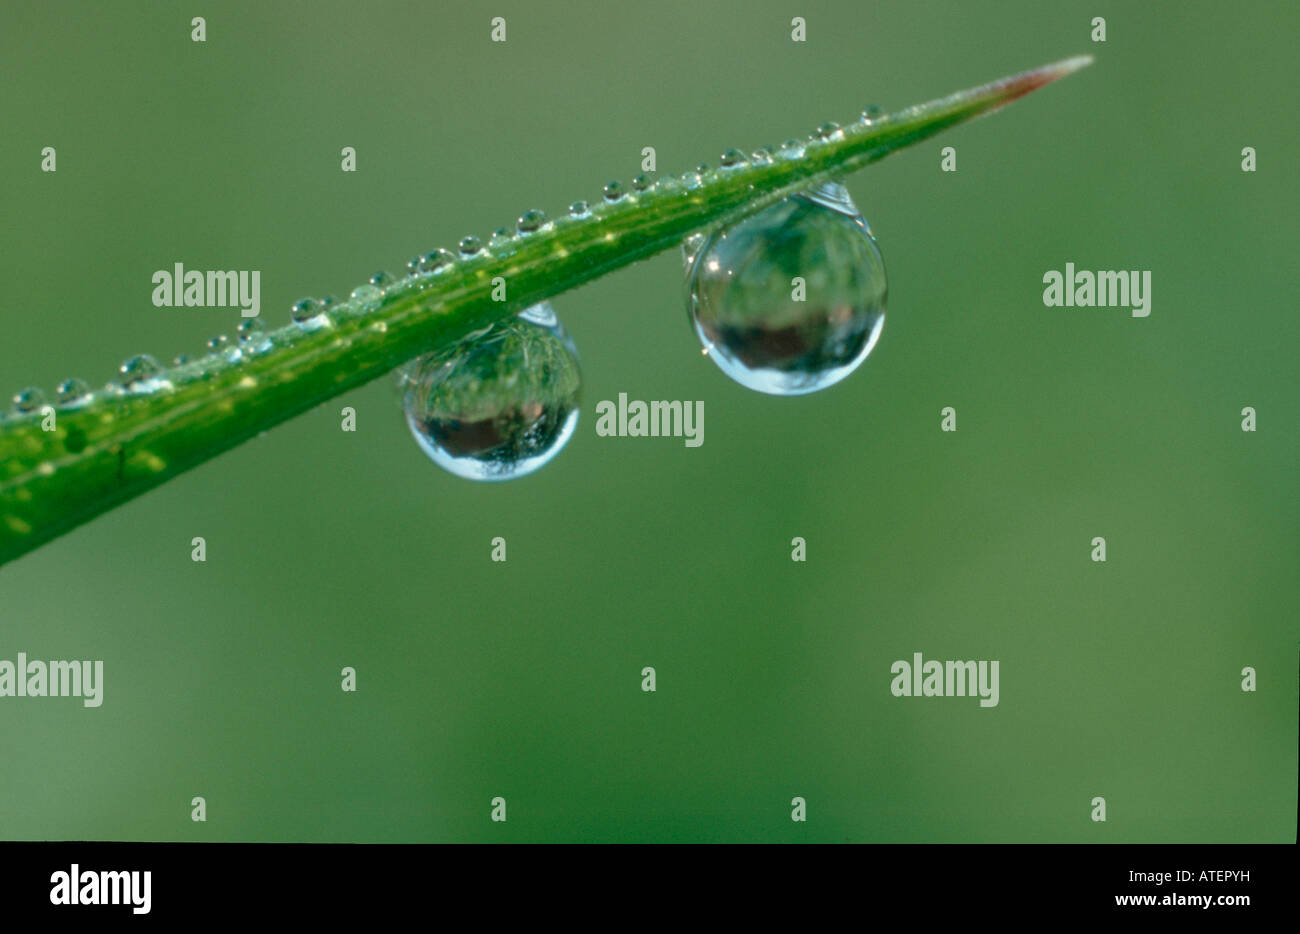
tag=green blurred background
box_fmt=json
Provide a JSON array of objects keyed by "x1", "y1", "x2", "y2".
[{"x1": 0, "y1": 0, "x2": 1294, "y2": 842}]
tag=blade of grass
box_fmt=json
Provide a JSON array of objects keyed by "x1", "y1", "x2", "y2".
[{"x1": 0, "y1": 55, "x2": 1092, "y2": 567}]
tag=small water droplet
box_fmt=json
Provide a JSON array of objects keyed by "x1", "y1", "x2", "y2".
[
  {"x1": 291, "y1": 298, "x2": 321, "y2": 323},
  {"x1": 400, "y1": 302, "x2": 581, "y2": 481},
  {"x1": 568, "y1": 200, "x2": 590, "y2": 218},
  {"x1": 632, "y1": 172, "x2": 655, "y2": 191},
  {"x1": 813, "y1": 121, "x2": 844, "y2": 142},
  {"x1": 55, "y1": 378, "x2": 92, "y2": 406},
  {"x1": 685, "y1": 181, "x2": 886, "y2": 395},
  {"x1": 602, "y1": 181, "x2": 624, "y2": 202},
  {"x1": 369, "y1": 271, "x2": 395, "y2": 287},
  {"x1": 207, "y1": 335, "x2": 229, "y2": 350},
  {"x1": 173, "y1": 354, "x2": 190, "y2": 366},
  {"x1": 695, "y1": 163, "x2": 710, "y2": 175},
  {"x1": 750, "y1": 148, "x2": 774, "y2": 166},
  {"x1": 780, "y1": 139, "x2": 806, "y2": 159},
  {"x1": 516, "y1": 209, "x2": 549, "y2": 234},
  {"x1": 237, "y1": 318, "x2": 273, "y2": 354},
  {"x1": 458, "y1": 236, "x2": 483, "y2": 256},
  {"x1": 860, "y1": 105, "x2": 883, "y2": 124},
  {"x1": 720, "y1": 148, "x2": 747, "y2": 168},
  {"x1": 488, "y1": 228, "x2": 513, "y2": 249},
  {"x1": 120, "y1": 354, "x2": 169, "y2": 392},
  {"x1": 680, "y1": 170, "x2": 703, "y2": 190},
  {"x1": 13, "y1": 386, "x2": 47, "y2": 414},
  {"x1": 409, "y1": 249, "x2": 455, "y2": 277},
  {"x1": 350, "y1": 284, "x2": 383, "y2": 307}
]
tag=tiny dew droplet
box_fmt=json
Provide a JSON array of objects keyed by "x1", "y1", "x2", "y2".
[
  {"x1": 488, "y1": 228, "x2": 512, "y2": 249},
  {"x1": 686, "y1": 181, "x2": 886, "y2": 396},
  {"x1": 207, "y1": 335, "x2": 229, "y2": 350},
  {"x1": 120, "y1": 354, "x2": 169, "y2": 392},
  {"x1": 516, "y1": 209, "x2": 548, "y2": 234},
  {"x1": 813, "y1": 121, "x2": 844, "y2": 142},
  {"x1": 350, "y1": 284, "x2": 383, "y2": 306},
  {"x1": 602, "y1": 181, "x2": 624, "y2": 202},
  {"x1": 695, "y1": 163, "x2": 710, "y2": 175},
  {"x1": 410, "y1": 249, "x2": 454, "y2": 277},
  {"x1": 400, "y1": 301, "x2": 581, "y2": 482},
  {"x1": 780, "y1": 139, "x2": 805, "y2": 159},
  {"x1": 568, "y1": 200, "x2": 590, "y2": 218},
  {"x1": 291, "y1": 298, "x2": 321, "y2": 323},
  {"x1": 458, "y1": 236, "x2": 483, "y2": 256},
  {"x1": 237, "y1": 319, "x2": 265, "y2": 342},
  {"x1": 720, "y1": 148, "x2": 747, "y2": 168},
  {"x1": 369, "y1": 271, "x2": 395, "y2": 287},
  {"x1": 13, "y1": 386, "x2": 47, "y2": 413},
  {"x1": 632, "y1": 173, "x2": 654, "y2": 191},
  {"x1": 860, "y1": 105, "x2": 884, "y2": 124},
  {"x1": 55, "y1": 378, "x2": 92, "y2": 406}
]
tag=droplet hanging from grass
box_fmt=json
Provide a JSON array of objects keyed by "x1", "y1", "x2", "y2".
[
  {"x1": 686, "y1": 181, "x2": 886, "y2": 395},
  {"x1": 400, "y1": 302, "x2": 581, "y2": 481}
]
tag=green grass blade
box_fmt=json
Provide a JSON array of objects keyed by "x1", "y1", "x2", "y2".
[{"x1": 0, "y1": 55, "x2": 1092, "y2": 567}]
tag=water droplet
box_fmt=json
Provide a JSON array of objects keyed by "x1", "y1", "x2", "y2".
[
  {"x1": 488, "y1": 228, "x2": 513, "y2": 249},
  {"x1": 369, "y1": 271, "x2": 395, "y2": 287},
  {"x1": 458, "y1": 236, "x2": 483, "y2": 256},
  {"x1": 813, "y1": 121, "x2": 844, "y2": 142},
  {"x1": 120, "y1": 354, "x2": 169, "y2": 392},
  {"x1": 350, "y1": 284, "x2": 383, "y2": 307},
  {"x1": 720, "y1": 148, "x2": 747, "y2": 168},
  {"x1": 320, "y1": 295, "x2": 338, "y2": 308},
  {"x1": 237, "y1": 318, "x2": 273, "y2": 354},
  {"x1": 685, "y1": 181, "x2": 886, "y2": 395},
  {"x1": 568, "y1": 200, "x2": 590, "y2": 218},
  {"x1": 516, "y1": 209, "x2": 549, "y2": 234},
  {"x1": 750, "y1": 148, "x2": 774, "y2": 166},
  {"x1": 173, "y1": 354, "x2": 190, "y2": 366},
  {"x1": 13, "y1": 387, "x2": 47, "y2": 413},
  {"x1": 602, "y1": 181, "x2": 624, "y2": 202},
  {"x1": 632, "y1": 172, "x2": 655, "y2": 191},
  {"x1": 400, "y1": 302, "x2": 581, "y2": 481},
  {"x1": 780, "y1": 139, "x2": 806, "y2": 159},
  {"x1": 207, "y1": 335, "x2": 229, "y2": 350},
  {"x1": 409, "y1": 249, "x2": 454, "y2": 277},
  {"x1": 860, "y1": 105, "x2": 883, "y2": 124},
  {"x1": 55, "y1": 378, "x2": 92, "y2": 406},
  {"x1": 291, "y1": 298, "x2": 322, "y2": 323},
  {"x1": 680, "y1": 170, "x2": 703, "y2": 190}
]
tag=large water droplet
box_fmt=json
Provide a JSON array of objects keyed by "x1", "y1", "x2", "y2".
[
  {"x1": 400, "y1": 302, "x2": 581, "y2": 481},
  {"x1": 602, "y1": 181, "x2": 624, "y2": 203},
  {"x1": 685, "y1": 181, "x2": 886, "y2": 396}
]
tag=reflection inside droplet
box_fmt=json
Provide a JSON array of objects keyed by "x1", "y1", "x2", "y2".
[
  {"x1": 400, "y1": 302, "x2": 581, "y2": 481},
  {"x1": 685, "y1": 181, "x2": 887, "y2": 395}
]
